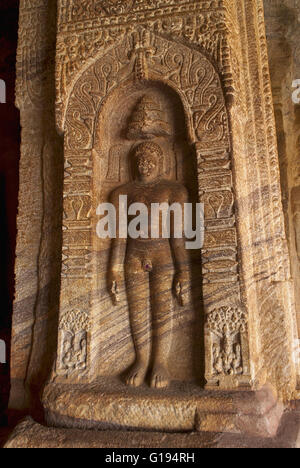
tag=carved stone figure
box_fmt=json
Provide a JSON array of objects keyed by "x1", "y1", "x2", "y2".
[{"x1": 108, "y1": 141, "x2": 190, "y2": 388}]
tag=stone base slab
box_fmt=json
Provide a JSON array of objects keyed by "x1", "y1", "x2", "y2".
[
  {"x1": 43, "y1": 379, "x2": 283, "y2": 438},
  {"x1": 4, "y1": 409, "x2": 300, "y2": 448}
]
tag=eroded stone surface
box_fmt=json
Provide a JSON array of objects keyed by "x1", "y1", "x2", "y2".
[
  {"x1": 41, "y1": 381, "x2": 283, "y2": 438},
  {"x1": 4, "y1": 410, "x2": 300, "y2": 448},
  {"x1": 263, "y1": 0, "x2": 300, "y2": 388},
  {"x1": 10, "y1": 0, "x2": 64, "y2": 411}
]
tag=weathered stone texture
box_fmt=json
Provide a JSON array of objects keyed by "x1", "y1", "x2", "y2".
[
  {"x1": 264, "y1": 0, "x2": 300, "y2": 388},
  {"x1": 10, "y1": 0, "x2": 64, "y2": 410},
  {"x1": 4, "y1": 409, "x2": 300, "y2": 448}
]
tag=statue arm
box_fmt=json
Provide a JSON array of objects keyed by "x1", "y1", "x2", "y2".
[
  {"x1": 170, "y1": 185, "x2": 190, "y2": 306},
  {"x1": 108, "y1": 188, "x2": 127, "y2": 304},
  {"x1": 172, "y1": 237, "x2": 190, "y2": 307}
]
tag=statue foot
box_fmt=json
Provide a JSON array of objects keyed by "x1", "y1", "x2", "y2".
[
  {"x1": 124, "y1": 361, "x2": 147, "y2": 387},
  {"x1": 150, "y1": 364, "x2": 170, "y2": 389}
]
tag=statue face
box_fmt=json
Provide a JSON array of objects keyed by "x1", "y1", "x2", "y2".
[{"x1": 135, "y1": 150, "x2": 159, "y2": 180}]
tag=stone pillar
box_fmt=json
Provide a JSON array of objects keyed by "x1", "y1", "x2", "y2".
[{"x1": 264, "y1": 0, "x2": 300, "y2": 388}]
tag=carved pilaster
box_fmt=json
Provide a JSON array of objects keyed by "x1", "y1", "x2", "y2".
[{"x1": 195, "y1": 142, "x2": 250, "y2": 389}]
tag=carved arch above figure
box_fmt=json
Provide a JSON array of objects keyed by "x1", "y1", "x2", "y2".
[
  {"x1": 59, "y1": 29, "x2": 230, "y2": 153},
  {"x1": 58, "y1": 27, "x2": 244, "y2": 388}
]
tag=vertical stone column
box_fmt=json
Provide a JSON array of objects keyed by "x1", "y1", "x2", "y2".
[
  {"x1": 54, "y1": 147, "x2": 93, "y2": 381},
  {"x1": 264, "y1": 0, "x2": 300, "y2": 388},
  {"x1": 10, "y1": 0, "x2": 64, "y2": 409},
  {"x1": 196, "y1": 144, "x2": 250, "y2": 389}
]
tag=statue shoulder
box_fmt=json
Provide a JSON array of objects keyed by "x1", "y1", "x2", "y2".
[
  {"x1": 109, "y1": 183, "x2": 130, "y2": 202},
  {"x1": 165, "y1": 180, "x2": 189, "y2": 201}
]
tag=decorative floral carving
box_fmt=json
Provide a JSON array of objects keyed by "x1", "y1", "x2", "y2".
[
  {"x1": 57, "y1": 310, "x2": 89, "y2": 377},
  {"x1": 71, "y1": 0, "x2": 102, "y2": 20},
  {"x1": 63, "y1": 32, "x2": 229, "y2": 151},
  {"x1": 56, "y1": 6, "x2": 230, "y2": 112},
  {"x1": 207, "y1": 306, "x2": 247, "y2": 336},
  {"x1": 69, "y1": 0, "x2": 213, "y2": 21},
  {"x1": 207, "y1": 307, "x2": 247, "y2": 376},
  {"x1": 59, "y1": 309, "x2": 89, "y2": 333}
]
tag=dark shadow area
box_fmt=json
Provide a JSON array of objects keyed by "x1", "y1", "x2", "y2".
[{"x1": 0, "y1": 0, "x2": 20, "y2": 425}]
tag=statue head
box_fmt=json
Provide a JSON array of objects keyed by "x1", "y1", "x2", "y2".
[{"x1": 132, "y1": 142, "x2": 163, "y2": 182}]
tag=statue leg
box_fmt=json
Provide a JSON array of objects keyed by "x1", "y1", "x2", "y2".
[
  {"x1": 125, "y1": 269, "x2": 151, "y2": 387},
  {"x1": 150, "y1": 270, "x2": 174, "y2": 389}
]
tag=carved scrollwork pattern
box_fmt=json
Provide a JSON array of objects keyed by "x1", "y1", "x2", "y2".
[
  {"x1": 56, "y1": 1, "x2": 232, "y2": 120},
  {"x1": 67, "y1": 0, "x2": 223, "y2": 21},
  {"x1": 64, "y1": 32, "x2": 229, "y2": 152}
]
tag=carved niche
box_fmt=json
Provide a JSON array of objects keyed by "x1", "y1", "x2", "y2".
[{"x1": 51, "y1": 23, "x2": 251, "y2": 391}]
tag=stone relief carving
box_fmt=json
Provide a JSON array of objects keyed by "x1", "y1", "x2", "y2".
[
  {"x1": 207, "y1": 307, "x2": 247, "y2": 376},
  {"x1": 108, "y1": 141, "x2": 190, "y2": 388},
  {"x1": 11, "y1": 1, "x2": 297, "y2": 429},
  {"x1": 68, "y1": 0, "x2": 221, "y2": 22},
  {"x1": 70, "y1": 0, "x2": 135, "y2": 18},
  {"x1": 63, "y1": 32, "x2": 229, "y2": 150},
  {"x1": 57, "y1": 310, "x2": 89, "y2": 377},
  {"x1": 56, "y1": 24, "x2": 250, "y2": 388},
  {"x1": 56, "y1": 1, "x2": 232, "y2": 120},
  {"x1": 126, "y1": 95, "x2": 172, "y2": 140},
  {"x1": 62, "y1": 148, "x2": 93, "y2": 280}
]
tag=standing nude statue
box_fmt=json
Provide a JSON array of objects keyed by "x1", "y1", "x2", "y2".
[{"x1": 108, "y1": 142, "x2": 190, "y2": 388}]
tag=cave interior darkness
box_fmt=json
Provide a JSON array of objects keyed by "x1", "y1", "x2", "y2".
[{"x1": 0, "y1": 0, "x2": 20, "y2": 425}]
